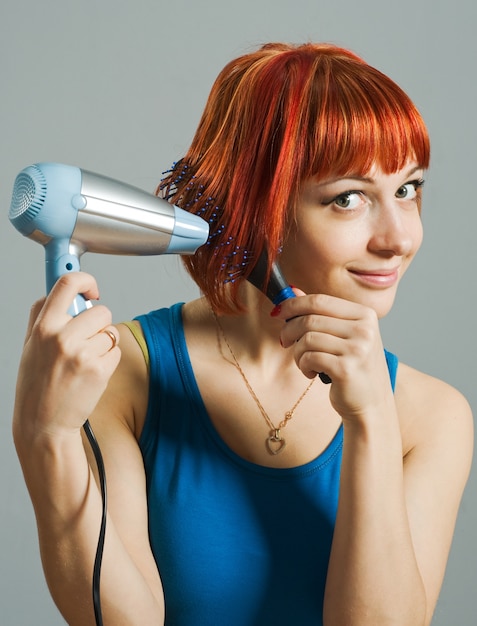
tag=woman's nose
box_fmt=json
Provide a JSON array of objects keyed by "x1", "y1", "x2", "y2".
[{"x1": 367, "y1": 202, "x2": 422, "y2": 257}]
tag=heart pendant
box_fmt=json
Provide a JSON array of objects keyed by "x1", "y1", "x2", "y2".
[{"x1": 266, "y1": 434, "x2": 286, "y2": 455}]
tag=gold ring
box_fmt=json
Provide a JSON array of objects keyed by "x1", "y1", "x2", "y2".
[{"x1": 102, "y1": 328, "x2": 118, "y2": 351}]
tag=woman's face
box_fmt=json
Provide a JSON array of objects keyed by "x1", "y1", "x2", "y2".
[{"x1": 279, "y1": 162, "x2": 425, "y2": 318}]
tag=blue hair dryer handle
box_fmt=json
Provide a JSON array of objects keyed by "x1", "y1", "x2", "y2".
[{"x1": 45, "y1": 240, "x2": 91, "y2": 316}]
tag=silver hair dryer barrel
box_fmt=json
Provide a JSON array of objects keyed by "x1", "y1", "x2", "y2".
[{"x1": 9, "y1": 162, "x2": 209, "y2": 315}]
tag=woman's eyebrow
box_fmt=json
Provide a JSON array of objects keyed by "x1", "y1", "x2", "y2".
[
  {"x1": 315, "y1": 165, "x2": 423, "y2": 188},
  {"x1": 403, "y1": 165, "x2": 424, "y2": 178},
  {"x1": 315, "y1": 174, "x2": 374, "y2": 187}
]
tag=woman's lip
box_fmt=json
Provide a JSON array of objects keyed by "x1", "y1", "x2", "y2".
[{"x1": 348, "y1": 268, "x2": 400, "y2": 287}]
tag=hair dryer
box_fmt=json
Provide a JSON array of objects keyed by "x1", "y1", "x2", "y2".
[{"x1": 9, "y1": 162, "x2": 209, "y2": 315}]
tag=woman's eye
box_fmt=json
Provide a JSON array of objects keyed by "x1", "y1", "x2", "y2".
[
  {"x1": 395, "y1": 179, "x2": 424, "y2": 200},
  {"x1": 332, "y1": 191, "x2": 364, "y2": 210}
]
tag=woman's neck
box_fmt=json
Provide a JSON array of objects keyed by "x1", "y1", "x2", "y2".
[{"x1": 200, "y1": 282, "x2": 298, "y2": 381}]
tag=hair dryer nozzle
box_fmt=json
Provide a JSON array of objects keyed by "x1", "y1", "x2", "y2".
[{"x1": 168, "y1": 206, "x2": 209, "y2": 253}]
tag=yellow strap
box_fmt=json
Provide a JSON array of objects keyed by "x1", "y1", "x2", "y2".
[{"x1": 120, "y1": 321, "x2": 150, "y2": 369}]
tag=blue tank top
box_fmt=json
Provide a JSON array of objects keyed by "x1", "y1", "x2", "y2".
[{"x1": 136, "y1": 303, "x2": 398, "y2": 626}]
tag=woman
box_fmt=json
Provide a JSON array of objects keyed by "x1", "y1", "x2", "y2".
[{"x1": 13, "y1": 43, "x2": 473, "y2": 625}]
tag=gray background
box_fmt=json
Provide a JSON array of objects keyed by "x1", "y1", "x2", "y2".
[{"x1": 1, "y1": 0, "x2": 475, "y2": 624}]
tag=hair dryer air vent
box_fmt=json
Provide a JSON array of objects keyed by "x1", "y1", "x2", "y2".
[{"x1": 9, "y1": 165, "x2": 47, "y2": 233}]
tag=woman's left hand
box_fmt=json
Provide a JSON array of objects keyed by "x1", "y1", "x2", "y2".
[{"x1": 275, "y1": 290, "x2": 394, "y2": 423}]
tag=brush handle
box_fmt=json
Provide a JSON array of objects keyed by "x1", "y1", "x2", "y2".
[{"x1": 247, "y1": 251, "x2": 331, "y2": 384}]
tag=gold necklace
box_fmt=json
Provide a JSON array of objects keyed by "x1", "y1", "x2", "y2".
[{"x1": 213, "y1": 311, "x2": 315, "y2": 455}]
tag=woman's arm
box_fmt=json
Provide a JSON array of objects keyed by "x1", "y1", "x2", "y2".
[
  {"x1": 323, "y1": 373, "x2": 472, "y2": 626},
  {"x1": 13, "y1": 272, "x2": 164, "y2": 625},
  {"x1": 397, "y1": 367, "x2": 473, "y2": 622},
  {"x1": 277, "y1": 293, "x2": 473, "y2": 626}
]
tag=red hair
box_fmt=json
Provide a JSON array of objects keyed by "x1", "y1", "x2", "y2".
[{"x1": 159, "y1": 42, "x2": 430, "y2": 314}]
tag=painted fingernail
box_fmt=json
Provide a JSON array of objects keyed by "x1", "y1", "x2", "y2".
[{"x1": 270, "y1": 304, "x2": 282, "y2": 317}]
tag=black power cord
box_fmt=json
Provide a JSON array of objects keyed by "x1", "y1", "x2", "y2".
[{"x1": 83, "y1": 419, "x2": 107, "y2": 626}]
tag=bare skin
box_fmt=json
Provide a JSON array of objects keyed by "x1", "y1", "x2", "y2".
[{"x1": 12, "y1": 164, "x2": 473, "y2": 625}]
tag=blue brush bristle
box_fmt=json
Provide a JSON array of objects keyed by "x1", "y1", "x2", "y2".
[{"x1": 161, "y1": 160, "x2": 253, "y2": 283}]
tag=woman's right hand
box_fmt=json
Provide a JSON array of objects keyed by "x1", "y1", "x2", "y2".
[
  {"x1": 13, "y1": 271, "x2": 121, "y2": 441},
  {"x1": 13, "y1": 273, "x2": 166, "y2": 624}
]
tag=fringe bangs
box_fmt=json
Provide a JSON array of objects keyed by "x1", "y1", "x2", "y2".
[{"x1": 306, "y1": 62, "x2": 430, "y2": 181}]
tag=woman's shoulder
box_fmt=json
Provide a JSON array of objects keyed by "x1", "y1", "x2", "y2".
[
  {"x1": 98, "y1": 320, "x2": 150, "y2": 440},
  {"x1": 395, "y1": 361, "x2": 473, "y2": 460}
]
